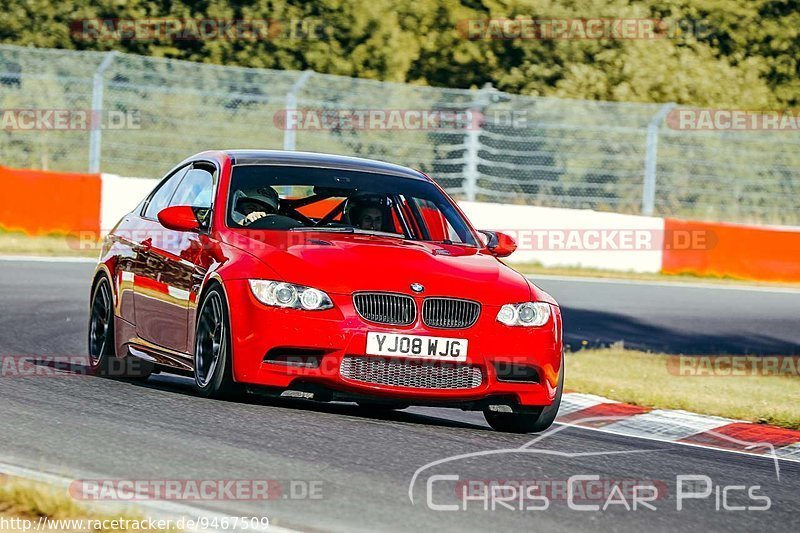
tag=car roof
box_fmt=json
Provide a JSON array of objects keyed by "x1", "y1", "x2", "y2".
[{"x1": 222, "y1": 150, "x2": 431, "y2": 181}]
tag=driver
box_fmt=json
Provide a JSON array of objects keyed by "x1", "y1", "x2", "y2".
[{"x1": 231, "y1": 187, "x2": 280, "y2": 226}]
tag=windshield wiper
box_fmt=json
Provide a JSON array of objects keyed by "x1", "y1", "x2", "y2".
[
  {"x1": 352, "y1": 229, "x2": 407, "y2": 239},
  {"x1": 427, "y1": 239, "x2": 478, "y2": 247}
]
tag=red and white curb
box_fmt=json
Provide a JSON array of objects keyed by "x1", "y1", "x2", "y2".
[{"x1": 556, "y1": 393, "x2": 800, "y2": 462}]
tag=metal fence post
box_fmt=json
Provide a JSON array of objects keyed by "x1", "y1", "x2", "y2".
[
  {"x1": 463, "y1": 123, "x2": 480, "y2": 202},
  {"x1": 641, "y1": 102, "x2": 675, "y2": 216},
  {"x1": 463, "y1": 84, "x2": 493, "y2": 202},
  {"x1": 88, "y1": 51, "x2": 118, "y2": 173},
  {"x1": 283, "y1": 70, "x2": 314, "y2": 151}
]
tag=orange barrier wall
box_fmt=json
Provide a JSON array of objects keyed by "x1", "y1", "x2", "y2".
[
  {"x1": 662, "y1": 218, "x2": 800, "y2": 282},
  {"x1": 3, "y1": 165, "x2": 800, "y2": 283},
  {"x1": 0, "y1": 166, "x2": 101, "y2": 236}
]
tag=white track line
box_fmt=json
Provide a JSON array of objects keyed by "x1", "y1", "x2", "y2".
[{"x1": 0, "y1": 255, "x2": 96, "y2": 263}]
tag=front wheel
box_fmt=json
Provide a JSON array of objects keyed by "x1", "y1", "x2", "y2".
[
  {"x1": 194, "y1": 286, "x2": 242, "y2": 399},
  {"x1": 484, "y1": 353, "x2": 564, "y2": 433}
]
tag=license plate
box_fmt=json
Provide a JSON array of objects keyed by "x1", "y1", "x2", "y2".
[{"x1": 366, "y1": 332, "x2": 468, "y2": 362}]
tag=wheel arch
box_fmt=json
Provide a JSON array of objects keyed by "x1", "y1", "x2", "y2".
[
  {"x1": 192, "y1": 272, "x2": 243, "y2": 396},
  {"x1": 195, "y1": 274, "x2": 229, "y2": 323},
  {"x1": 90, "y1": 264, "x2": 115, "y2": 308}
]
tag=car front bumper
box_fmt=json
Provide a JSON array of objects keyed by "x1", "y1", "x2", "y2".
[{"x1": 224, "y1": 279, "x2": 563, "y2": 409}]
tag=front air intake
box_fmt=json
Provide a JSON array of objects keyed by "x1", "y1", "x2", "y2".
[
  {"x1": 422, "y1": 298, "x2": 480, "y2": 329},
  {"x1": 340, "y1": 356, "x2": 483, "y2": 390},
  {"x1": 353, "y1": 292, "x2": 416, "y2": 326}
]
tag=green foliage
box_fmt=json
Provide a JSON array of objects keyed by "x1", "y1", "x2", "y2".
[{"x1": 0, "y1": 0, "x2": 795, "y2": 107}]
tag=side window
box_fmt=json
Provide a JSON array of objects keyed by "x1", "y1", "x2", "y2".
[
  {"x1": 143, "y1": 166, "x2": 189, "y2": 219},
  {"x1": 170, "y1": 168, "x2": 214, "y2": 209},
  {"x1": 406, "y1": 197, "x2": 469, "y2": 244}
]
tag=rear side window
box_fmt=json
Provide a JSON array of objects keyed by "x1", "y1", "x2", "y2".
[{"x1": 143, "y1": 166, "x2": 189, "y2": 219}]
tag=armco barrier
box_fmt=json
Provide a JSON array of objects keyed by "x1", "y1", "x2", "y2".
[
  {"x1": 662, "y1": 218, "x2": 800, "y2": 282},
  {"x1": 1, "y1": 167, "x2": 799, "y2": 282},
  {"x1": 0, "y1": 166, "x2": 101, "y2": 236}
]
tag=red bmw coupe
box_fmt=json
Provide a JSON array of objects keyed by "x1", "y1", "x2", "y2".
[{"x1": 89, "y1": 150, "x2": 563, "y2": 432}]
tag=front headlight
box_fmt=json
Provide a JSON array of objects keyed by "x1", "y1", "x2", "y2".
[
  {"x1": 248, "y1": 280, "x2": 333, "y2": 311},
  {"x1": 496, "y1": 302, "x2": 551, "y2": 327}
]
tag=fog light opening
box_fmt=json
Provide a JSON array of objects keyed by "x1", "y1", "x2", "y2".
[
  {"x1": 263, "y1": 347, "x2": 329, "y2": 368},
  {"x1": 280, "y1": 390, "x2": 315, "y2": 400},
  {"x1": 487, "y1": 404, "x2": 514, "y2": 413},
  {"x1": 493, "y1": 362, "x2": 541, "y2": 383}
]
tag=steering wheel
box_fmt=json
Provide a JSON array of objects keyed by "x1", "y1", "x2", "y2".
[{"x1": 244, "y1": 214, "x2": 305, "y2": 230}]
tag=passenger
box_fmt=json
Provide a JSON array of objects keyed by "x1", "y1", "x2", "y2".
[
  {"x1": 356, "y1": 205, "x2": 383, "y2": 231},
  {"x1": 342, "y1": 192, "x2": 393, "y2": 233},
  {"x1": 345, "y1": 194, "x2": 390, "y2": 232}
]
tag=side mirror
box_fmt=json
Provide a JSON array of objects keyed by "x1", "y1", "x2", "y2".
[
  {"x1": 158, "y1": 205, "x2": 201, "y2": 232},
  {"x1": 479, "y1": 230, "x2": 517, "y2": 258}
]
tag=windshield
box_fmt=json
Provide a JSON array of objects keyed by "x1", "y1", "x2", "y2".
[{"x1": 227, "y1": 165, "x2": 479, "y2": 246}]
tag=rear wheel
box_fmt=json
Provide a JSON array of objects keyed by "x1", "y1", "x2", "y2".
[
  {"x1": 484, "y1": 353, "x2": 564, "y2": 433},
  {"x1": 88, "y1": 276, "x2": 152, "y2": 379},
  {"x1": 194, "y1": 286, "x2": 242, "y2": 399}
]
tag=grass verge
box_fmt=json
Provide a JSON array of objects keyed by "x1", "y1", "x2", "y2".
[
  {"x1": 568, "y1": 347, "x2": 800, "y2": 430},
  {"x1": 0, "y1": 477, "x2": 176, "y2": 532},
  {"x1": 0, "y1": 228, "x2": 99, "y2": 258}
]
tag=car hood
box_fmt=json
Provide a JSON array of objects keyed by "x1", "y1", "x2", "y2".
[{"x1": 227, "y1": 231, "x2": 537, "y2": 306}]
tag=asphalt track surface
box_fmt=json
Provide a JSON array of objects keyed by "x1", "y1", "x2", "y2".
[
  {"x1": 0, "y1": 259, "x2": 798, "y2": 532},
  {"x1": 536, "y1": 275, "x2": 800, "y2": 355}
]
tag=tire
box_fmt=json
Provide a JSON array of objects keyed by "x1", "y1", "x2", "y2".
[
  {"x1": 88, "y1": 276, "x2": 153, "y2": 380},
  {"x1": 194, "y1": 285, "x2": 242, "y2": 399},
  {"x1": 484, "y1": 353, "x2": 564, "y2": 433}
]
